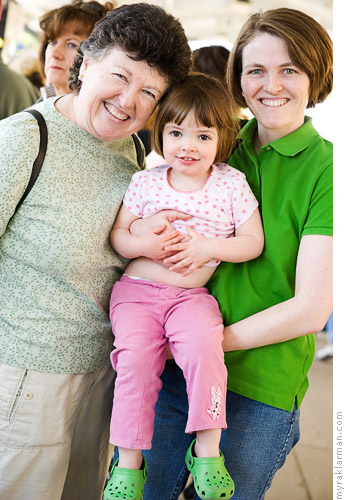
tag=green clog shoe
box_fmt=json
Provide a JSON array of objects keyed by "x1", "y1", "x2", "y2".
[
  {"x1": 185, "y1": 439, "x2": 234, "y2": 499},
  {"x1": 103, "y1": 457, "x2": 147, "y2": 499}
]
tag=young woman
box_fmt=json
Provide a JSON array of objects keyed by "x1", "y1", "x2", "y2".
[{"x1": 138, "y1": 8, "x2": 332, "y2": 500}]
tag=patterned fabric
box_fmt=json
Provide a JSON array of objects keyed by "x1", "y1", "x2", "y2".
[
  {"x1": 0, "y1": 97, "x2": 143, "y2": 373},
  {"x1": 124, "y1": 163, "x2": 258, "y2": 266}
]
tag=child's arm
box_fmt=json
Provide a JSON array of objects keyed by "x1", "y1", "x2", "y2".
[
  {"x1": 110, "y1": 204, "x2": 185, "y2": 261},
  {"x1": 163, "y1": 208, "x2": 264, "y2": 276}
]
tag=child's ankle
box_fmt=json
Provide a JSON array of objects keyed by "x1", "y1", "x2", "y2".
[
  {"x1": 118, "y1": 447, "x2": 143, "y2": 469},
  {"x1": 195, "y1": 429, "x2": 221, "y2": 458},
  {"x1": 194, "y1": 440, "x2": 220, "y2": 458}
]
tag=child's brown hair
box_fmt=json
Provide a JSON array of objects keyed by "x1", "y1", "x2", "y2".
[{"x1": 151, "y1": 72, "x2": 239, "y2": 164}]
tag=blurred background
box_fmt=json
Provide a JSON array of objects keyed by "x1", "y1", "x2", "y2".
[
  {"x1": 0, "y1": 0, "x2": 335, "y2": 140},
  {"x1": 0, "y1": 1, "x2": 338, "y2": 498}
]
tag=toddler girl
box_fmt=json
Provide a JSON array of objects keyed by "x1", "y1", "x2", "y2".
[{"x1": 104, "y1": 73, "x2": 264, "y2": 500}]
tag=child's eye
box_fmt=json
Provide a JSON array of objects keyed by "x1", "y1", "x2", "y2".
[
  {"x1": 170, "y1": 131, "x2": 182, "y2": 137},
  {"x1": 199, "y1": 134, "x2": 211, "y2": 141}
]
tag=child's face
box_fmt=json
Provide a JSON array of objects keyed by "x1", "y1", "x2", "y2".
[{"x1": 162, "y1": 111, "x2": 218, "y2": 181}]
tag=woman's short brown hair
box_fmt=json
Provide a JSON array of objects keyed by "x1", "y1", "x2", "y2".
[
  {"x1": 228, "y1": 8, "x2": 333, "y2": 109},
  {"x1": 69, "y1": 3, "x2": 191, "y2": 96},
  {"x1": 38, "y1": 1, "x2": 114, "y2": 78},
  {"x1": 151, "y1": 72, "x2": 239, "y2": 164}
]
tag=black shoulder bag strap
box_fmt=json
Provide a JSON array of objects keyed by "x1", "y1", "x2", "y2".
[
  {"x1": 14, "y1": 109, "x2": 48, "y2": 213},
  {"x1": 131, "y1": 132, "x2": 145, "y2": 169},
  {"x1": 14, "y1": 111, "x2": 143, "y2": 214}
]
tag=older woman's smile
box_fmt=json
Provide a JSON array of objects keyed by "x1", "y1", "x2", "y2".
[
  {"x1": 69, "y1": 48, "x2": 168, "y2": 141},
  {"x1": 104, "y1": 102, "x2": 130, "y2": 121}
]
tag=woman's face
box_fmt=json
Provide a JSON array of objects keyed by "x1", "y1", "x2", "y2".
[
  {"x1": 45, "y1": 24, "x2": 87, "y2": 95},
  {"x1": 240, "y1": 32, "x2": 310, "y2": 145},
  {"x1": 73, "y1": 47, "x2": 168, "y2": 141}
]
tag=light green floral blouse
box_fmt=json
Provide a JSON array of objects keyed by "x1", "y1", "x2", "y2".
[{"x1": 0, "y1": 97, "x2": 143, "y2": 373}]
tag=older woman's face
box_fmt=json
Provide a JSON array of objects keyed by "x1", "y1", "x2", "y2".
[
  {"x1": 45, "y1": 24, "x2": 87, "y2": 95},
  {"x1": 240, "y1": 32, "x2": 310, "y2": 144},
  {"x1": 74, "y1": 47, "x2": 168, "y2": 141}
]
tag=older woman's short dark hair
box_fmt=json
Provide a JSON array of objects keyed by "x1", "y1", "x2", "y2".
[
  {"x1": 69, "y1": 3, "x2": 191, "y2": 95},
  {"x1": 228, "y1": 8, "x2": 333, "y2": 109},
  {"x1": 151, "y1": 72, "x2": 239, "y2": 164},
  {"x1": 38, "y1": 1, "x2": 114, "y2": 79}
]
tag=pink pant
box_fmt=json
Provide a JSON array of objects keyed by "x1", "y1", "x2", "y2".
[{"x1": 109, "y1": 275, "x2": 227, "y2": 450}]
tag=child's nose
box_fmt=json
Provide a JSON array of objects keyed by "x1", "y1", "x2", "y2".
[{"x1": 182, "y1": 140, "x2": 197, "y2": 152}]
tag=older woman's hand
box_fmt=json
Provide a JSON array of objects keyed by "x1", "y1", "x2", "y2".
[{"x1": 130, "y1": 210, "x2": 192, "y2": 236}]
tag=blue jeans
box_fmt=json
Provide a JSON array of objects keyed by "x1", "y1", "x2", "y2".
[{"x1": 113, "y1": 361, "x2": 300, "y2": 500}]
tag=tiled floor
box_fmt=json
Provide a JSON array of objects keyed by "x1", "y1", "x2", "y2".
[
  {"x1": 266, "y1": 332, "x2": 332, "y2": 500},
  {"x1": 179, "y1": 332, "x2": 333, "y2": 500}
]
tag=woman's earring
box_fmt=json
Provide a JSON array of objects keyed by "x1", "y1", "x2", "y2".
[{"x1": 78, "y1": 73, "x2": 84, "y2": 81}]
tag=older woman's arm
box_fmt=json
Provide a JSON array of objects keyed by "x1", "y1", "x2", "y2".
[
  {"x1": 223, "y1": 234, "x2": 333, "y2": 351},
  {"x1": 0, "y1": 115, "x2": 39, "y2": 236}
]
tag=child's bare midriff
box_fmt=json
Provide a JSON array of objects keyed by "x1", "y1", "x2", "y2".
[{"x1": 125, "y1": 257, "x2": 216, "y2": 288}]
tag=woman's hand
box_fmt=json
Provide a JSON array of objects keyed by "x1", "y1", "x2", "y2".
[{"x1": 130, "y1": 210, "x2": 192, "y2": 236}]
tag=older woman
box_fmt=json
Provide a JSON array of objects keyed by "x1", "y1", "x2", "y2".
[
  {"x1": 140, "y1": 8, "x2": 332, "y2": 500},
  {"x1": 0, "y1": 4, "x2": 191, "y2": 500},
  {"x1": 38, "y1": 0, "x2": 114, "y2": 98}
]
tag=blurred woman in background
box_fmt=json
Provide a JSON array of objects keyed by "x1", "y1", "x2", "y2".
[{"x1": 38, "y1": 0, "x2": 114, "y2": 98}]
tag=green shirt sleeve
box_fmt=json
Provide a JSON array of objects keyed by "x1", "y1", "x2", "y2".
[{"x1": 302, "y1": 164, "x2": 333, "y2": 236}]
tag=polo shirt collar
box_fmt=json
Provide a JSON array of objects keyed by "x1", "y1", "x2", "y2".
[{"x1": 239, "y1": 116, "x2": 319, "y2": 157}]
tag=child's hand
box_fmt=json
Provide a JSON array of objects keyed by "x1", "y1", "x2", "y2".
[
  {"x1": 139, "y1": 224, "x2": 185, "y2": 261},
  {"x1": 163, "y1": 226, "x2": 212, "y2": 276}
]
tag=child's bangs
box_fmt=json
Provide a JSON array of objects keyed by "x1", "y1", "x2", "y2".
[{"x1": 165, "y1": 91, "x2": 217, "y2": 129}]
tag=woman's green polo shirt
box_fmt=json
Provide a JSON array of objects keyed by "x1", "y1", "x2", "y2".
[{"x1": 208, "y1": 116, "x2": 333, "y2": 411}]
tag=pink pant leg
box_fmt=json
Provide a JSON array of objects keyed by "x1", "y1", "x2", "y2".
[
  {"x1": 109, "y1": 278, "x2": 167, "y2": 449},
  {"x1": 165, "y1": 287, "x2": 227, "y2": 433}
]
